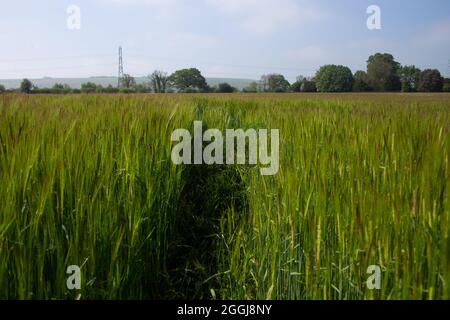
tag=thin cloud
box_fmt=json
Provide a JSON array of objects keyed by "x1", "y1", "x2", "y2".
[
  {"x1": 144, "y1": 31, "x2": 222, "y2": 51},
  {"x1": 206, "y1": 0, "x2": 325, "y2": 34},
  {"x1": 286, "y1": 46, "x2": 328, "y2": 63},
  {"x1": 96, "y1": 0, "x2": 185, "y2": 20},
  {"x1": 413, "y1": 18, "x2": 450, "y2": 47}
]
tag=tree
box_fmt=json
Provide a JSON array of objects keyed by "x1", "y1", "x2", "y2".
[
  {"x1": 291, "y1": 78, "x2": 317, "y2": 92},
  {"x1": 258, "y1": 74, "x2": 290, "y2": 92},
  {"x1": 315, "y1": 65, "x2": 353, "y2": 92},
  {"x1": 101, "y1": 85, "x2": 119, "y2": 94},
  {"x1": 203, "y1": 84, "x2": 214, "y2": 93},
  {"x1": 418, "y1": 69, "x2": 444, "y2": 92},
  {"x1": 399, "y1": 65, "x2": 421, "y2": 92},
  {"x1": 121, "y1": 74, "x2": 136, "y2": 89},
  {"x1": 291, "y1": 76, "x2": 307, "y2": 92},
  {"x1": 63, "y1": 84, "x2": 72, "y2": 94},
  {"x1": 95, "y1": 85, "x2": 104, "y2": 93},
  {"x1": 243, "y1": 81, "x2": 258, "y2": 93},
  {"x1": 0, "y1": 84, "x2": 5, "y2": 93},
  {"x1": 366, "y1": 53, "x2": 401, "y2": 91},
  {"x1": 301, "y1": 80, "x2": 317, "y2": 92},
  {"x1": 266, "y1": 74, "x2": 290, "y2": 92},
  {"x1": 134, "y1": 83, "x2": 151, "y2": 93},
  {"x1": 168, "y1": 68, "x2": 207, "y2": 92},
  {"x1": 258, "y1": 75, "x2": 269, "y2": 92},
  {"x1": 51, "y1": 83, "x2": 72, "y2": 94},
  {"x1": 290, "y1": 80, "x2": 302, "y2": 92},
  {"x1": 53, "y1": 83, "x2": 65, "y2": 91},
  {"x1": 20, "y1": 79, "x2": 33, "y2": 93},
  {"x1": 149, "y1": 70, "x2": 168, "y2": 93},
  {"x1": 81, "y1": 82, "x2": 97, "y2": 93},
  {"x1": 443, "y1": 78, "x2": 450, "y2": 92},
  {"x1": 119, "y1": 87, "x2": 136, "y2": 94},
  {"x1": 216, "y1": 82, "x2": 235, "y2": 93},
  {"x1": 352, "y1": 70, "x2": 372, "y2": 92}
]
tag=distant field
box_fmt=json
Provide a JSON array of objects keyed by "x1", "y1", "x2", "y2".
[{"x1": 1, "y1": 93, "x2": 449, "y2": 299}]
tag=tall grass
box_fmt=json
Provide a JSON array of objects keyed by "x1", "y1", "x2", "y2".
[{"x1": 1, "y1": 93, "x2": 449, "y2": 299}]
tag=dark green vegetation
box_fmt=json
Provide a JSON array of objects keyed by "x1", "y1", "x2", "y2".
[
  {"x1": 366, "y1": 53, "x2": 401, "y2": 92},
  {"x1": 2, "y1": 52, "x2": 448, "y2": 95},
  {"x1": 1, "y1": 93, "x2": 449, "y2": 300},
  {"x1": 168, "y1": 68, "x2": 208, "y2": 93},
  {"x1": 315, "y1": 65, "x2": 354, "y2": 92},
  {"x1": 418, "y1": 69, "x2": 445, "y2": 92}
]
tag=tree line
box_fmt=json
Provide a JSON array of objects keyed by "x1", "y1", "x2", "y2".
[{"x1": 1, "y1": 52, "x2": 449, "y2": 94}]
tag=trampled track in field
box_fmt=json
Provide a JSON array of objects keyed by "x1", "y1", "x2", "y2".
[{"x1": 1, "y1": 93, "x2": 449, "y2": 299}]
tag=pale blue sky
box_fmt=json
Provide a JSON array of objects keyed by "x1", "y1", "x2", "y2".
[{"x1": 0, "y1": 0, "x2": 449, "y2": 81}]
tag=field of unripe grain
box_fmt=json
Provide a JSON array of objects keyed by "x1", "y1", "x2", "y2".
[{"x1": 1, "y1": 93, "x2": 449, "y2": 299}]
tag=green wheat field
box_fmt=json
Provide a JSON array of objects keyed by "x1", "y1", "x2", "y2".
[{"x1": 1, "y1": 93, "x2": 449, "y2": 300}]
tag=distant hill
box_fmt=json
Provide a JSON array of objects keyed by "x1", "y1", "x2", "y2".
[{"x1": 0, "y1": 77, "x2": 257, "y2": 91}]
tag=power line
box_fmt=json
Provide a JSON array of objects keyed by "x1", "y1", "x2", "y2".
[
  {"x1": 127, "y1": 52, "x2": 316, "y2": 73},
  {"x1": 0, "y1": 54, "x2": 114, "y2": 63},
  {"x1": 0, "y1": 63, "x2": 117, "y2": 73},
  {"x1": 2, "y1": 49, "x2": 449, "y2": 79},
  {"x1": 0, "y1": 52, "x2": 316, "y2": 73}
]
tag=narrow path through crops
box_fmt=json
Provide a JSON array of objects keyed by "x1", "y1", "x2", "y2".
[{"x1": 164, "y1": 164, "x2": 248, "y2": 299}]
